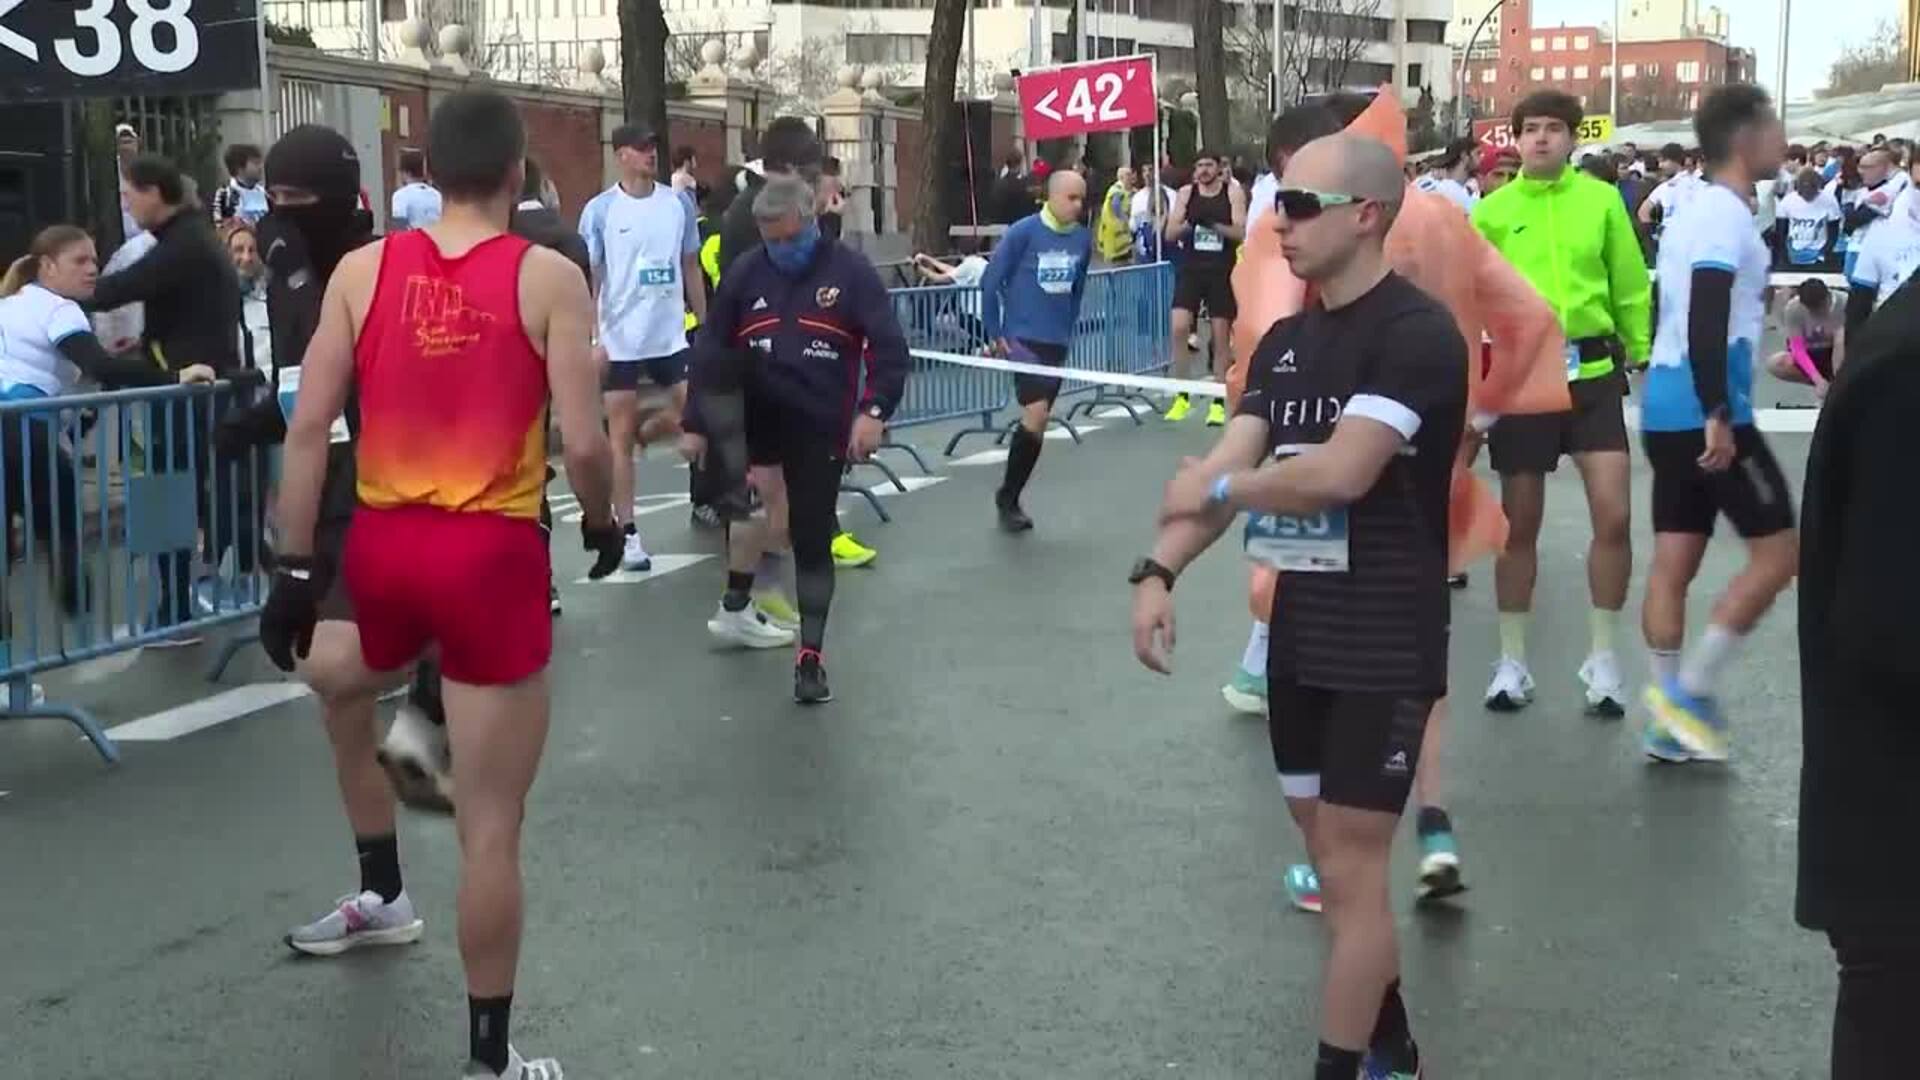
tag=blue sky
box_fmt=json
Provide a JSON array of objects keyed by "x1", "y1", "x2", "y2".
[{"x1": 1528, "y1": 0, "x2": 1903, "y2": 99}]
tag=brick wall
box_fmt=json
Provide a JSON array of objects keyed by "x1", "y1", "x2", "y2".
[
  {"x1": 667, "y1": 113, "x2": 727, "y2": 191},
  {"x1": 894, "y1": 113, "x2": 924, "y2": 229},
  {"x1": 518, "y1": 99, "x2": 605, "y2": 227},
  {"x1": 380, "y1": 86, "x2": 429, "y2": 198}
]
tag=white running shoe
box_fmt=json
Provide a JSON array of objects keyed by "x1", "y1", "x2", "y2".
[
  {"x1": 1483, "y1": 656, "x2": 1535, "y2": 712},
  {"x1": 285, "y1": 890, "x2": 423, "y2": 956},
  {"x1": 620, "y1": 529, "x2": 652, "y2": 572},
  {"x1": 1579, "y1": 650, "x2": 1626, "y2": 717},
  {"x1": 463, "y1": 1047, "x2": 563, "y2": 1079},
  {"x1": 378, "y1": 703, "x2": 454, "y2": 814},
  {"x1": 707, "y1": 602, "x2": 795, "y2": 649}
]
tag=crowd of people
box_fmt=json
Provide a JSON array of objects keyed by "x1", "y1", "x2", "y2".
[{"x1": 3, "y1": 77, "x2": 1916, "y2": 1080}]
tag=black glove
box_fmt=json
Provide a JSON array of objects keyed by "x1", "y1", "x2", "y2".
[
  {"x1": 213, "y1": 397, "x2": 286, "y2": 459},
  {"x1": 582, "y1": 520, "x2": 624, "y2": 580},
  {"x1": 259, "y1": 554, "x2": 320, "y2": 672}
]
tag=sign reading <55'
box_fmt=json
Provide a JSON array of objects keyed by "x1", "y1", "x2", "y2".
[{"x1": 0, "y1": 0, "x2": 261, "y2": 103}]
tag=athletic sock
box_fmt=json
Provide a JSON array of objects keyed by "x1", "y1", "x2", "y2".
[
  {"x1": 1313, "y1": 1042, "x2": 1362, "y2": 1080},
  {"x1": 468, "y1": 994, "x2": 513, "y2": 1076},
  {"x1": 1000, "y1": 426, "x2": 1043, "y2": 501},
  {"x1": 1368, "y1": 980, "x2": 1420, "y2": 1071},
  {"x1": 1498, "y1": 611, "x2": 1529, "y2": 664},
  {"x1": 722, "y1": 570, "x2": 754, "y2": 612},
  {"x1": 1415, "y1": 806, "x2": 1452, "y2": 837},
  {"x1": 1240, "y1": 620, "x2": 1270, "y2": 677},
  {"x1": 1650, "y1": 647, "x2": 1681, "y2": 684},
  {"x1": 355, "y1": 833, "x2": 402, "y2": 904},
  {"x1": 1589, "y1": 607, "x2": 1619, "y2": 656},
  {"x1": 1678, "y1": 624, "x2": 1742, "y2": 698}
]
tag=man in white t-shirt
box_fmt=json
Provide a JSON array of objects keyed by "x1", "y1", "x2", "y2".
[
  {"x1": 580, "y1": 123, "x2": 707, "y2": 572},
  {"x1": 389, "y1": 148, "x2": 442, "y2": 230},
  {"x1": 1639, "y1": 143, "x2": 1703, "y2": 239},
  {"x1": 1845, "y1": 166, "x2": 1920, "y2": 334},
  {"x1": 1776, "y1": 168, "x2": 1843, "y2": 267},
  {"x1": 913, "y1": 251, "x2": 988, "y2": 348},
  {"x1": 1411, "y1": 138, "x2": 1479, "y2": 213}
]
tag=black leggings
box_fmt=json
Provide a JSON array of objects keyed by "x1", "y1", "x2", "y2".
[
  {"x1": 1830, "y1": 929, "x2": 1920, "y2": 1077},
  {"x1": 773, "y1": 434, "x2": 842, "y2": 652}
]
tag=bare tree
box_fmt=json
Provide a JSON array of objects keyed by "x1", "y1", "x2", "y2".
[
  {"x1": 1225, "y1": 0, "x2": 1385, "y2": 105},
  {"x1": 1819, "y1": 19, "x2": 1909, "y2": 98},
  {"x1": 915, "y1": 0, "x2": 970, "y2": 254},
  {"x1": 618, "y1": 0, "x2": 672, "y2": 150},
  {"x1": 1194, "y1": 0, "x2": 1230, "y2": 152}
]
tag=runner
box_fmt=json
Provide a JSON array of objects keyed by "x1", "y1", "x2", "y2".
[
  {"x1": 1162, "y1": 149, "x2": 1246, "y2": 427},
  {"x1": 979, "y1": 169, "x2": 1092, "y2": 533},
  {"x1": 1843, "y1": 158, "x2": 1920, "y2": 334},
  {"x1": 1472, "y1": 89, "x2": 1651, "y2": 716},
  {"x1": 580, "y1": 123, "x2": 706, "y2": 574},
  {"x1": 1764, "y1": 278, "x2": 1844, "y2": 394},
  {"x1": 683, "y1": 173, "x2": 909, "y2": 703},
  {"x1": 262, "y1": 89, "x2": 621, "y2": 1078},
  {"x1": 391, "y1": 149, "x2": 442, "y2": 231},
  {"x1": 1134, "y1": 132, "x2": 1464, "y2": 1080},
  {"x1": 1774, "y1": 166, "x2": 1842, "y2": 270},
  {"x1": 1412, "y1": 137, "x2": 1478, "y2": 212},
  {"x1": 1639, "y1": 83, "x2": 1798, "y2": 764},
  {"x1": 1638, "y1": 142, "x2": 1703, "y2": 240}
]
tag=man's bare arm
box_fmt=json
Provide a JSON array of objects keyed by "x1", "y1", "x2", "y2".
[
  {"x1": 530, "y1": 248, "x2": 615, "y2": 526},
  {"x1": 1221, "y1": 181, "x2": 1249, "y2": 241},
  {"x1": 1150, "y1": 415, "x2": 1269, "y2": 572},
  {"x1": 1223, "y1": 415, "x2": 1408, "y2": 516},
  {"x1": 275, "y1": 247, "x2": 374, "y2": 558}
]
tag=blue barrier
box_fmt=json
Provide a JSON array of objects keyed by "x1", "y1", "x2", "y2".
[{"x1": 1, "y1": 380, "x2": 270, "y2": 763}]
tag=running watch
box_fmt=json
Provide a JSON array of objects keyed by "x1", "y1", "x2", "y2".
[{"x1": 1128, "y1": 557, "x2": 1176, "y2": 591}]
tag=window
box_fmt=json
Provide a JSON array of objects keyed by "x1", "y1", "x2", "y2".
[
  {"x1": 1551, "y1": 65, "x2": 1566, "y2": 79},
  {"x1": 1551, "y1": 35, "x2": 1566, "y2": 50},
  {"x1": 1406, "y1": 19, "x2": 1446, "y2": 44},
  {"x1": 382, "y1": 0, "x2": 406, "y2": 19},
  {"x1": 1676, "y1": 60, "x2": 1699, "y2": 83},
  {"x1": 1530, "y1": 66, "x2": 1545, "y2": 79},
  {"x1": 1621, "y1": 62, "x2": 1637, "y2": 78},
  {"x1": 848, "y1": 33, "x2": 928, "y2": 65},
  {"x1": 1579, "y1": 95, "x2": 1587, "y2": 107},
  {"x1": 1687, "y1": 90, "x2": 1699, "y2": 108},
  {"x1": 1573, "y1": 65, "x2": 1588, "y2": 78},
  {"x1": 1481, "y1": 67, "x2": 1496, "y2": 83},
  {"x1": 1531, "y1": 36, "x2": 1545, "y2": 50},
  {"x1": 1644, "y1": 61, "x2": 1660, "y2": 76},
  {"x1": 1601, "y1": 64, "x2": 1612, "y2": 77},
  {"x1": 1407, "y1": 62, "x2": 1423, "y2": 87},
  {"x1": 1573, "y1": 34, "x2": 1589, "y2": 49}
]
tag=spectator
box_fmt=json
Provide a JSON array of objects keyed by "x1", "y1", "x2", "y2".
[
  {"x1": 671, "y1": 144, "x2": 701, "y2": 194},
  {"x1": 990, "y1": 151, "x2": 1034, "y2": 226},
  {"x1": 509, "y1": 158, "x2": 590, "y2": 282},
  {"x1": 114, "y1": 123, "x2": 143, "y2": 247},
  {"x1": 820, "y1": 156, "x2": 846, "y2": 241},
  {"x1": 389, "y1": 148, "x2": 442, "y2": 230},
  {"x1": 212, "y1": 143, "x2": 269, "y2": 227}
]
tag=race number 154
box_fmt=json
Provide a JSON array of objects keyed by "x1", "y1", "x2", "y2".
[{"x1": 0, "y1": 0, "x2": 201, "y2": 76}]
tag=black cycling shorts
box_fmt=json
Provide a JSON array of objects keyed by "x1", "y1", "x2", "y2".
[
  {"x1": 1267, "y1": 678, "x2": 1434, "y2": 814},
  {"x1": 1172, "y1": 263, "x2": 1237, "y2": 320},
  {"x1": 603, "y1": 350, "x2": 690, "y2": 392},
  {"x1": 1644, "y1": 425, "x2": 1796, "y2": 539},
  {"x1": 1488, "y1": 368, "x2": 1630, "y2": 474},
  {"x1": 1011, "y1": 339, "x2": 1069, "y2": 408}
]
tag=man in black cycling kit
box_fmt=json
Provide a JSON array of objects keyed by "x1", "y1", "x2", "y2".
[
  {"x1": 1162, "y1": 149, "x2": 1246, "y2": 427},
  {"x1": 1133, "y1": 133, "x2": 1465, "y2": 1080}
]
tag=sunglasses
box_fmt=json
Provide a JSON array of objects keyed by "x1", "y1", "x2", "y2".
[{"x1": 1273, "y1": 187, "x2": 1366, "y2": 220}]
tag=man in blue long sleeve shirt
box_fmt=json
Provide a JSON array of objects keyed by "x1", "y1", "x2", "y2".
[{"x1": 980, "y1": 170, "x2": 1091, "y2": 531}]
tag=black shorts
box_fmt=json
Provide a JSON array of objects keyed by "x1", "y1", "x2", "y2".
[
  {"x1": 603, "y1": 350, "x2": 689, "y2": 392},
  {"x1": 1488, "y1": 368, "x2": 1630, "y2": 474},
  {"x1": 1011, "y1": 339, "x2": 1069, "y2": 407},
  {"x1": 1644, "y1": 426, "x2": 1796, "y2": 538},
  {"x1": 1267, "y1": 679, "x2": 1434, "y2": 814},
  {"x1": 1172, "y1": 263, "x2": 1237, "y2": 320}
]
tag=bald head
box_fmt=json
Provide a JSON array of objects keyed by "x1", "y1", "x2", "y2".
[
  {"x1": 1286, "y1": 134, "x2": 1404, "y2": 225},
  {"x1": 1044, "y1": 168, "x2": 1086, "y2": 224}
]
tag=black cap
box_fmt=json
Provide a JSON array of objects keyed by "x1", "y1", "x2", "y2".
[
  {"x1": 265, "y1": 124, "x2": 362, "y2": 202},
  {"x1": 611, "y1": 124, "x2": 660, "y2": 151}
]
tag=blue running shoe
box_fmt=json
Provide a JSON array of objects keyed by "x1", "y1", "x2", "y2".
[
  {"x1": 1644, "y1": 678, "x2": 1728, "y2": 761},
  {"x1": 1283, "y1": 863, "x2": 1322, "y2": 913},
  {"x1": 1416, "y1": 827, "x2": 1465, "y2": 902},
  {"x1": 1360, "y1": 1049, "x2": 1422, "y2": 1079},
  {"x1": 1640, "y1": 719, "x2": 1695, "y2": 764}
]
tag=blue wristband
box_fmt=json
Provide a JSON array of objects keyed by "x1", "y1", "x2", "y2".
[{"x1": 1209, "y1": 473, "x2": 1232, "y2": 506}]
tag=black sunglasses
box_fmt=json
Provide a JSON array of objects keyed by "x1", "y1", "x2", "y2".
[{"x1": 1273, "y1": 187, "x2": 1365, "y2": 220}]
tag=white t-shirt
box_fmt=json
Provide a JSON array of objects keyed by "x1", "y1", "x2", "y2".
[
  {"x1": 1413, "y1": 173, "x2": 1475, "y2": 213},
  {"x1": 390, "y1": 182, "x2": 443, "y2": 230},
  {"x1": 1847, "y1": 196, "x2": 1920, "y2": 309},
  {"x1": 1646, "y1": 183, "x2": 1768, "y2": 431},
  {"x1": 1849, "y1": 173, "x2": 1911, "y2": 254},
  {"x1": 579, "y1": 180, "x2": 701, "y2": 362},
  {"x1": 1649, "y1": 172, "x2": 1705, "y2": 234},
  {"x1": 947, "y1": 255, "x2": 988, "y2": 288},
  {"x1": 1248, "y1": 171, "x2": 1280, "y2": 227},
  {"x1": 1776, "y1": 190, "x2": 1842, "y2": 265},
  {"x1": 0, "y1": 283, "x2": 93, "y2": 396}
]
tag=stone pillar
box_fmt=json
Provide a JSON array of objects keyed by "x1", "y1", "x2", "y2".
[
  {"x1": 212, "y1": 89, "x2": 271, "y2": 155},
  {"x1": 820, "y1": 66, "x2": 888, "y2": 238},
  {"x1": 685, "y1": 40, "x2": 767, "y2": 166},
  {"x1": 991, "y1": 72, "x2": 1021, "y2": 166}
]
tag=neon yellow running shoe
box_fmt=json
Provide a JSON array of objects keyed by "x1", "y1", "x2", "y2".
[
  {"x1": 831, "y1": 531, "x2": 878, "y2": 568},
  {"x1": 1163, "y1": 393, "x2": 1192, "y2": 422},
  {"x1": 1205, "y1": 400, "x2": 1227, "y2": 427},
  {"x1": 753, "y1": 590, "x2": 800, "y2": 632}
]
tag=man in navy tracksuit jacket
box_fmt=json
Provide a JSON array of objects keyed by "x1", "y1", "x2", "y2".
[
  {"x1": 684, "y1": 173, "x2": 908, "y2": 704},
  {"x1": 980, "y1": 170, "x2": 1092, "y2": 531}
]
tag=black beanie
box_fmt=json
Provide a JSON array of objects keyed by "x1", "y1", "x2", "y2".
[{"x1": 265, "y1": 125, "x2": 362, "y2": 203}]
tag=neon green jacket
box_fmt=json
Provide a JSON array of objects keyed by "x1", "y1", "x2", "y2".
[{"x1": 1471, "y1": 164, "x2": 1652, "y2": 375}]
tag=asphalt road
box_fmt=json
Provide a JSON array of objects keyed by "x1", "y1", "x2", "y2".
[{"x1": 0, "y1": 398, "x2": 1832, "y2": 1079}]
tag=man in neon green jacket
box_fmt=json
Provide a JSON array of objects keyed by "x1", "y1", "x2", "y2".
[{"x1": 1471, "y1": 88, "x2": 1652, "y2": 719}]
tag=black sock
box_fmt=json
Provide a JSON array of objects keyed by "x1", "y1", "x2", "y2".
[
  {"x1": 468, "y1": 994, "x2": 513, "y2": 1075},
  {"x1": 1313, "y1": 1041, "x2": 1362, "y2": 1080},
  {"x1": 408, "y1": 659, "x2": 445, "y2": 728},
  {"x1": 1416, "y1": 806, "x2": 1452, "y2": 837},
  {"x1": 723, "y1": 570, "x2": 754, "y2": 611},
  {"x1": 355, "y1": 833, "x2": 402, "y2": 903},
  {"x1": 1369, "y1": 979, "x2": 1418, "y2": 1068},
  {"x1": 623, "y1": 522, "x2": 636, "y2": 537},
  {"x1": 1000, "y1": 426, "x2": 1043, "y2": 502}
]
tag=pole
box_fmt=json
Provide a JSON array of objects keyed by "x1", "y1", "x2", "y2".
[
  {"x1": 1775, "y1": 0, "x2": 1792, "y2": 128},
  {"x1": 364, "y1": 0, "x2": 381, "y2": 62},
  {"x1": 1455, "y1": 1, "x2": 1502, "y2": 137},
  {"x1": 968, "y1": 0, "x2": 978, "y2": 97},
  {"x1": 1272, "y1": 0, "x2": 1284, "y2": 112},
  {"x1": 1031, "y1": 0, "x2": 1044, "y2": 68},
  {"x1": 1151, "y1": 55, "x2": 1163, "y2": 261},
  {"x1": 1609, "y1": 0, "x2": 1620, "y2": 120}
]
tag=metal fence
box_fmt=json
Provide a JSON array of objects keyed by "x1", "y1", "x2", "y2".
[{"x1": 2, "y1": 381, "x2": 270, "y2": 763}]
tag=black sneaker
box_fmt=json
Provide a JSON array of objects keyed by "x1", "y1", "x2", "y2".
[
  {"x1": 995, "y1": 491, "x2": 1033, "y2": 533},
  {"x1": 549, "y1": 584, "x2": 562, "y2": 616},
  {"x1": 690, "y1": 502, "x2": 724, "y2": 529},
  {"x1": 1447, "y1": 572, "x2": 1469, "y2": 590},
  {"x1": 794, "y1": 649, "x2": 833, "y2": 704}
]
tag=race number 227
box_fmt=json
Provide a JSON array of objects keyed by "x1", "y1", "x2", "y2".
[{"x1": 14, "y1": 0, "x2": 201, "y2": 77}]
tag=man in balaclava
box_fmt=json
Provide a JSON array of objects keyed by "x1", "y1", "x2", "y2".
[{"x1": 216, "y1": 124, "x2": 456, "y2": 959}]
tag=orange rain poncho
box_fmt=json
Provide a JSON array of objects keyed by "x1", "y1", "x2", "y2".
[{"x1": 1227, "y1": 90, "x2": 1573, "y2": 620}]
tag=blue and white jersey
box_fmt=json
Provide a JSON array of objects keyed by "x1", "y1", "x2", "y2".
[
  {"x1": 0, "y1": 283, "x2": 91, "y2": 396},
  {"x1": 390, "y1": 182, "x2": 442, "y2": 230},
  {"x1": 1646, "y1": 183, "x2": 1767, "y2": 432},
  {"x1": 579, "y1": 181, "x2": 700, "y2": 362},
  {"x1": 1777, "y1": 189, "x2": 1840, "y2": 265},
  {"x1": 1847, "y1": 190, "x2": 1920, "y2": 311}
]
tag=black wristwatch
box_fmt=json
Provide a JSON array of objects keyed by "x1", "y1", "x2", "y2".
[
  {"x1": 1128, "y1": 557, "x2": 1176, "y2": 591},
  {"x1": 864, "y1": 403, "x2": 886, "y2": 420}
]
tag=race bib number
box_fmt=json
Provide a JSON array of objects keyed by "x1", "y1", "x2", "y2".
[
  {"x1": 277, "y1": 366, "x2": 351, "y2": 445},
  {"x1": 1193, "y1": 225, "x2": 1224, "y2": 253},
  {"x1": 638, "y1": 259, "x2": 677, "y2": 288},
  {"x1": 1564, "y1": 342, "x2": 1583, "y2": 382},
  {"x1": 1244, "y1": 508, "x2": 1350, "y2": 572},
  {"x1": 1036, "y1": 250, "x2": 1077, "y2": 295}
]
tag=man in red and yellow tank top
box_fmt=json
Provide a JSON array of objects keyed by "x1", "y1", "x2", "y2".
[{"x1": 261, "y1": 89, "x2": 622, "y2": 1080}]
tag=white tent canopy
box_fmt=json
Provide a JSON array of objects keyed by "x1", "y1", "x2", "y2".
[{"x1": 1605, "y1": 81, "x2": 1920, "y2": 150}]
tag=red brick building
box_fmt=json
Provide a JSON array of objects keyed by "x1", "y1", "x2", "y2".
[{"x1": 1461, "y1": 0, "x2": 1755, "y2": 126}]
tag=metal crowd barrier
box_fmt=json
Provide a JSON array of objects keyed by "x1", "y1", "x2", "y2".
[{"x1": 1, "y1": 380, "x2": 270, "y2": 764}]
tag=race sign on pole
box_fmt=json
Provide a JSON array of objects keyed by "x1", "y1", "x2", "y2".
[
  {"x1": 1016, "y1": 54, "x2": 1157, "y2": 141},
  {"x1": 0, "y1": 0, "x2": 261, "y2": 103},
  {"x1": 1474, "y1": 114, "x2": 1616, "y2": 149}
]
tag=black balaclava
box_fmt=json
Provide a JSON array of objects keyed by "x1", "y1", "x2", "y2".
[{"x1": 261, "y1": 124, "x2": 367, "y2": 280}]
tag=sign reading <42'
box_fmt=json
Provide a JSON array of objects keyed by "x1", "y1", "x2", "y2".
[
  {"x1": 1017, "y1": 55, "x2": 1157, "y2": 141},
  {"x1": 0, "y1": 0, "x2": 261, "y2": 103}
]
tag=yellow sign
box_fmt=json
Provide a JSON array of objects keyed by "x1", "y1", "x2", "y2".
[{"x1": 1574, "y1": 114, "x2": 1615, "y2": 145}]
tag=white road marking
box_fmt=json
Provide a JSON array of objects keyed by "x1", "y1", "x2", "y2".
[
  {"x1": 847, "y1": 476, "x2": 947, "y2": 499},
  {"x1": 559, "y1": 493, "x2": 692, "y2": 525},
  {"x1": 1047, "y1": 423, "x2": 1102, "y2": 440},
  {"x1": 106, "y1": 682, "x2": 311, "y2": 742},
  {"x1": 575, "y1": 553, "x2": 713, "y2": 584},
  {"x1": 949, "y1": 449, "x2": 1009, "y2": 467}
]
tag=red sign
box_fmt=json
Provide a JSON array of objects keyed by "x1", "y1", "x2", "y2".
[
  {"x1": 1473, "y1": 120, "x2": 1516, "y2": 148},
  {"x1": 1016, "y1": 55, "x2": 1157, "y2": 140}
]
